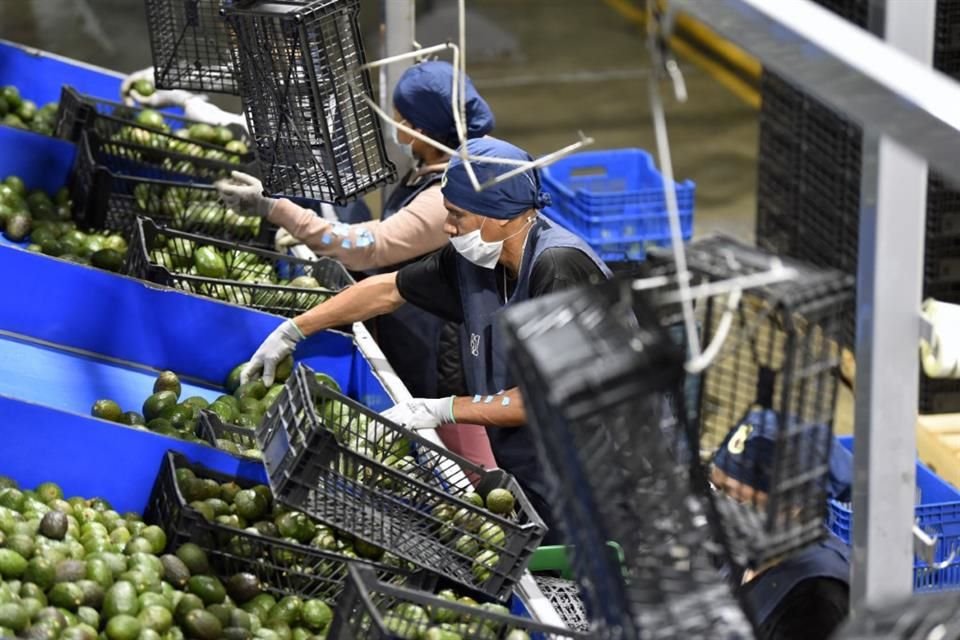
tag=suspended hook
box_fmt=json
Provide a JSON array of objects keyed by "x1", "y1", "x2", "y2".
[{"x1": 914, "y1": 523, "x2": 959, "y2": 571}]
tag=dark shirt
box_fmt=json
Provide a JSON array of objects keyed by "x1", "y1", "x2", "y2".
[
  {"x1": 396, "y1": 243, "x2": 606, "y2": 323},
  {"x1": 746, "y1": 577, "x2": 849, "y2": 640}
]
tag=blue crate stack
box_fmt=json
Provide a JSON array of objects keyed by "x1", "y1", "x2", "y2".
[{"x1": 540, "y1": 148, "x2": 695, "y2": 263}]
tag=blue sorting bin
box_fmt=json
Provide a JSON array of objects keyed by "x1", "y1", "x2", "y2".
[
  {"x1": 827, "y1": 436, "x2": 960, "y2": 592},
  {"x1": 541, "y1": 148, "x2": 695, "y2": 262}
]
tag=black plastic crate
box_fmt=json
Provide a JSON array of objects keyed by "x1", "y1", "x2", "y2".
[
  {"x1": 144, "y1": 0, "x2": 254, "y2": 94},
  {"x1": 668, "y1": 237, "x2": 854, "y2": 568},
  {"x1": 328, "y1": 565, "x2": 586, "y2": 640},
  {"x1": 256, "y1": 364, "x2": 547, "y2": 601},
  {"x1": 144, "y1": 451, "x2": 416, "y2": 602},
  {"x1": 196, "y1": 410, "x2": 261, "y2": 459},
  {"x1": 501, "y1": 277, "x2": 752, "y2": 638},
  {"x1": 55, "y1": 86, "x2": 255, "y2": 169},
  {"x1": 223, "y1": 0, "x2": 396, "y2": 204},
  {"x1": 920, "y1": 376, "x2": 960, "y2": 414},
  {"x1": 71, "y1": 132, "x2": 276, "y2": 244},
  {"x1": 127, "y1": 216, "x2": 353, "y2": 316}
]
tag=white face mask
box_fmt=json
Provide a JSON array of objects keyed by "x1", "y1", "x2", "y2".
[
  {"x1": 450, "y1": 217, "x2": 532, "y2": 269},
  {"x1": 389, "y1": 121, "x2": 416, "y2": 161}
]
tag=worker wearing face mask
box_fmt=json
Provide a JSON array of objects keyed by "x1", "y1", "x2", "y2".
[
  {"x1": 711, "y1": 409, "x2": 853, "y2": 640},
  {"x1": 205, "y1": 61, "x2": 498, "y2": 471},
  {"x1": 239, "y1": 137, "x2": 611, "y2": 542}
]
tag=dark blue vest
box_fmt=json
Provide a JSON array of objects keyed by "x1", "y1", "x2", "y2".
[
  {"x1": 455, "y1": 216, "x2": 611, "y2": 519},
  {"x1": 367, "y1": 171, "x2": 445, "y2": 397},
  {"x1": 741, "y1": 534, "x2": 851, "y2": 626}
]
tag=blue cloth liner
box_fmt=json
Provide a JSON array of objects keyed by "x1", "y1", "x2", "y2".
[
  {"x1": 442, "y1": 137, "x2": 552, "y2": 219},
  {"x1": 713, "y1": 408, "x2": 852, "y2": 500},
  {"x1": 392, "y1": 60, "x2": 494, "y2": 146}
]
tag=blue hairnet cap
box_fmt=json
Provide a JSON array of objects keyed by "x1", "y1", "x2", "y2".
[
  {"x1": 713, "y1": 408, "x2": 852, "y2": 500},
  {"x1": 441, "y1": 137, "x2": 552, "y2": 219},
  {"x1": 392, "y1": 60, "x2": 494, "y2": 147}
]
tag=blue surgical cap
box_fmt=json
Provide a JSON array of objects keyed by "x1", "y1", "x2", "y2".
[
  {"x1": 441, "y1": 137, "x2": 552, "y2": 219},
  {"x1": 392, "y1": 61, "x2": 494, "y2": 147},
  {"x1": 713, "y1": 408, "x2": 852, "y2": 500}
]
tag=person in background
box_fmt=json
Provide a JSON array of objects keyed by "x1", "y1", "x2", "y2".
[
  {"x1": 122, "y1": 62, "x2": 500, "y2": 471},
  {"x1": 239, "y1": 137, "x2": 610, "y2": 543},
  {"x1": 711, "y1": 409, "x2": 853, "y2": 640}
]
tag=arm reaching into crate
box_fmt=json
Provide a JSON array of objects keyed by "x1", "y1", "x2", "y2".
[
  {"x1": 241, "y1": 273, "x2": 406, "y2": 386},
  {"x1": 121, "y1": 67, "x2": 247, "y2": 130},
  {"x1": 382, "y1": 390, "x2": 527, "y2": 430}
]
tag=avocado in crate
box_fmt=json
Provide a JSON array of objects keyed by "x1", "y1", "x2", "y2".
[
  {"x1": 329, "y1": 564, "x2": 586, "y2": 640},
  {"x1": 128, "y1": 216, "x2": 354, "y2": 315},
  {"x1": 71, "y1": 132, "x2": 275, "y2": 245},
  {"x1": 145, "y1": 451, "x2": 420, "y2": 607},
  {"x1": 55, "y1": 86, "x2": 253, "y2": 172},
  {"x1": 255, "y1": 364, "x2": 547, "y2": 601},
  {"x1": 198, "y1": 358, "x2": 343, "y2": 460}
]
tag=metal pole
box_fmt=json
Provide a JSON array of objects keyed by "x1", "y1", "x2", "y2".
[
  {"x1": 380, "y1": 0, "x2": 415, "y2": 175},
  {"x1": 851, "y1": 0, "x2": 935, "y2": 607}
]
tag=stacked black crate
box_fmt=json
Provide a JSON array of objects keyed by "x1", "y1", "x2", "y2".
[{"x1": 755, "y1": 0, "x2": 960, "y2": 412}]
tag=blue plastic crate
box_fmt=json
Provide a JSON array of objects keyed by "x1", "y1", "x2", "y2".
[
  {"x1": 541, "y1": 149, "x2": 695, "y2": 261},
  {"x1": 827, "y1": 436, "x2": 960, "y2": 592}
]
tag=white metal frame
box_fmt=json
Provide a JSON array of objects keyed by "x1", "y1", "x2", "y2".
[{"x1": 670, "y1": 0, "x2": 950, "y2": 607}]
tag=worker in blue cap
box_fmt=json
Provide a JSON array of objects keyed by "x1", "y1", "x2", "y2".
[
  {"x1": 241, "y1": 136, "x2": 611, "y2": 542},
  {"x1": 204, "y1": 60, "x2": 498, "y2": 469},
  {"x1": 711, "y1": 408, "x2": 852, "y2": 640}
]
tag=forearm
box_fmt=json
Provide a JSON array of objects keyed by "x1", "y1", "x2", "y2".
[
  {"x1": 293, "y1": 272, "x2": 404, "y2": 336},
  {"x1": 451, "y1": 388, "x2": 526, "y2": 427}
]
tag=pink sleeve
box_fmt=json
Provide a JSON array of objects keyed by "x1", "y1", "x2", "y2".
[{"x1": 267, "y1": 186, "x2": 449, "y2": 271}]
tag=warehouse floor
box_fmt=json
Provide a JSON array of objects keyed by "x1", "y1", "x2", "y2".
[{"x1": 1, "y1": 0, "x2": 854, "y2": 434}]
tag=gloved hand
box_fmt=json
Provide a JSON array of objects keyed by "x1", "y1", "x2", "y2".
[
  {"x1": 241, "y1": 319, "x2": 305, "y2": 386},
  {"x1": 121, "y1": 67, "x2": 197, "y2": 108},
  {"x1": 381, "y1": 397, "x2": 455, "y2": 431},
  {"x1": 183, "y1": 96, "x2": 249, "y2": 130},
  {"x1": 215, "y1": 171, "x2": 278, "y2": 218},
  {"x1": 274, "y1": 227, "x2": 304, "y2": 251}
]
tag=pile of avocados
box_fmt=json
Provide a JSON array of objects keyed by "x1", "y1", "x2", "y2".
[
  {"x1": 0, "y1": 476, "x2": 335, "y2": 639},
  {"x1": 0, "y1": 85, "x2": 58, "y2": 136},
  {"x1": 0, "y1": 174, "x2": 128, "y2": 272}
]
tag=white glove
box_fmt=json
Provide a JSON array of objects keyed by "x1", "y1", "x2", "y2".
[
  {"x1": 183, "y1": 96, "x2": 248, "y2": 130},
  {"x1": 242, "y1": 319, "x2": 305, "y2": 386},
  {"x1": 215, "y1": 171, "x2": 278, "y2": 218},
  {"x1": 381, "y1": 397, "x2": 455, "y2": 431},
  {"x1": 122, "y1": 67, "x2": 197, "y2": 108},
  {"x1": 274, "y1": 227, "x2": 303, "y2": 251}
]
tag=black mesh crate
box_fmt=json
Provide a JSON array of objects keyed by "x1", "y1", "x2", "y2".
[
  {"x1": 328, "y1": 564, "x2": 586, "y2": 640},
  {"x1": 127, "y1": 216, "x2": 353, "y2": 316},
  {"x1": 144, "y1": 450, "x2": 416, "y2": 602},
  {"x1": 661, "y1": 236, "x2": 854, "y2": 569},
  {"x1": 501, "y1": 277, "x2": 753, "y2": 638},
  {"x1": 223, "y1": 0, "x2": 396, "y2": 204},
  {"x1": 55, "y1": 86, "x2": 255, "y2": 170},
  {"x1": 533, "y1": 576, "x2": 590, "y2": 632},
  {"x1": 196, "y1": 409, "x2": 261, "y2": 459},
  {"x1": 834, "y1": 590, "x2": 960, "y2": 639},
  {"x1": 71, "y1": 132, "x2": 276, "y2": 244},
  {"x1": 144, "y1": 0, "x2": 254, "y2": 94},
  {"x1": 256, "y1": 364, "x2": 547, "y2": 601}
]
